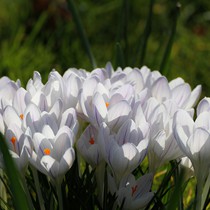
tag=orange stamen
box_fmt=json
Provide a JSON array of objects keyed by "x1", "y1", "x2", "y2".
[
  {"x1": 44, "y1": 148, "x2": 51, "y2": 155},
  {"x1": 89, "y1": 137, "x2": 95, "y2": 145},
  {"x1": 105, "y1": 102, "x2": 109, "y2": 108},
  {"x1": 20, "y1": 114, "x2": 24, "y2": 120},
  {"x1": 131, "y1": 185, "x2": 137, "y2": 196},
  {"x1": 10, "y1": 136, "x2": 17, "y2": 152}
]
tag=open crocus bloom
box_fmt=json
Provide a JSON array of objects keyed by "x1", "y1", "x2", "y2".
[
  {"x1": 4, "y1": 123, "x2": 31, "y2": 171},
  {"x1": 79, "y1": 75, "x2": 135, "y2": 129},
  {"x1": 24, "y1": 103, "x2": 78, "y2": 180},
  {"x1": 173, "y1": 102, "x2": 210, "y2": 186},
  {"x1": 108, "y1": 172, "x2": 153, "y2": 210},
  {"x1": 98, "y1": 104, "x2": 150, "y2": 183},
  {"x1": 77, "y1": 124, "x2": 101, "y2": 168}
]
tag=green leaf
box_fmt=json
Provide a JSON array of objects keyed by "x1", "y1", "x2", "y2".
[
  {"x1": 159, "y1": 2, "x2": 181, "y2": 76},
  {"x1": 115, "y1": 42, "x2": 125, "y2": 68},
  {"x1": 0, "y1": 133, "x2": 30, "y2": 210},
  {"x1": 67, "y1": 0, "x2": 97, "y2": 68}
]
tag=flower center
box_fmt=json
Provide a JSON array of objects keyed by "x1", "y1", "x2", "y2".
[
  {"x1": 89, "y1": 137, "x2": 95, "y2": 145},
  {"x1": 131, "y1": 185, "x2": 137, "y2": 197},
  {"x1": 10, "y1": 136, "x2": 17, "y2": 152},
  {"x1": 19, "y1": 114, "x2": 24, "y2": 120},
  {"x1": 105, "y1": 102, "x2": 109, "y2": 108},
  {"x1": 44, "y1": 148, "x2": 51, "y2": 155}
]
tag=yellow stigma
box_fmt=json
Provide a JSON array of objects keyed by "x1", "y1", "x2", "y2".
[
  {"x1": 105, "y1": 102, "x2": 109, "y2": 108},
  {"x1": 89, "y1": 137, "x2": 95, "y2": 145},
  {"x1": 20, "y1": 114, "x2": 24, "y2": 120},
  {"x1": 44, "y1": 148, "x2": 51, "y2": 155}
]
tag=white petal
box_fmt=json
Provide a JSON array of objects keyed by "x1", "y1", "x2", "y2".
[
  {"x1": 59, "y1": 148, "x2": 75, "y2": 176},
  {"x1": 188, "y1": 128, "x2": 210, "y2": 155},
  {"x1": 151, "y1": 77, "x2": 170, "y2": 102},
  {"x1": 171, "y1": 83, "x2": 191, "y2": 108},
  {"x1": 107, "y1": 101, "x2": 131, "y2": 130},
  {"x1": 169, "y1": 77, "x2": 184, "y2": 89},
  {"x1": 92, "y1": 92, "x2": 107, "y2": 127},
  {"x1": 195, "y1": 111, "x2": 210, "y2": 130},
  {"x1": 186, "y1": 85, "x2": 202, "y2": 109},
  {"x1": 197, "y1": 97, "x2": 210, "y2": 115},
  {"x1": 3, "y1": 106, "x2": 21, "y2": 128}
]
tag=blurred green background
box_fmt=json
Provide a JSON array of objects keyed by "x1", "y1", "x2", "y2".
[{"x1": 0, "y1": 0, "x2": 210, "y2": 97}]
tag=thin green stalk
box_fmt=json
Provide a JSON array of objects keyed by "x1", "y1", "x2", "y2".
[
  {"x1": 20, "y1": 174, "x2": 34, "y2": 210},
  {"x1": 201, "y1": 171, "x2": 210, "y2": 210},
  {"x1": 31, "y1": 167, "x2": 45, "y2": 210},
  {"x1": 138, "y1": 0, "x2": 155, "y2": 66},
  {"x1": 195, "y1": 182, "x2": 203, "y2": 210},
  {"x1": 55, "y1": 180, "x2": 63, "y2": 210},
  {"x1": 160, "y1": 2, "x2": 181, "y2": 75},
  {"x1": 116, "y1": 0, "x2": 129, "y2": 65},
  {"x1": 115, "y1": 42, "x2": 125, "y2": 68},
  {"x1": 67, "y1": 0, "x2": 97, "y2": 68},
  {"x1": 103, "y1": 164, "x2": 108, "y2": 210}
]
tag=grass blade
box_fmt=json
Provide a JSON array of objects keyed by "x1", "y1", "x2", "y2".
[
  {"x1": 116, "y1": 0, "x2": 129, "y2": 65},
  {"x1": 160, "y1": 2, "x2": 181, "y2": 75},
  {"x1": 138, "y1": 0, "x2": 155, "y2": 66},
  {"x1": 67, "y1": 0, "x2": 97, "y2": 68},
  {"x1": 115, "y1": 42, "x2": 125, "y2": 68},
  {"x1": 0, "y1": 133, "x2": 30, "y2": 210}
]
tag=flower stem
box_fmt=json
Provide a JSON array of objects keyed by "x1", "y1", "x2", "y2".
[
  {"x1": 31, "y1": 167, "x2": 45, "y2": 210},
  {"x1": 20, "y1": 174, "x2": 34, "y2": 210},
  {"x1": 55, "y1": 180, "x2": 63, "y2": 210},
  {"x1": 201, "y1": 170, "x2": 210, "y2": 210},
  {"x1": 195, "y1": 181, "x2": 203, "y2": 210}
]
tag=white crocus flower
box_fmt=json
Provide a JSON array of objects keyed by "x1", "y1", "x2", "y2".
[
  {"x1": 150, "y1": 76, "x2": 201, "y2": 109},
  {"x1": 98, "y1": 113, "x2": 150, "y2": 183},
  {"x1": 77, "y1": 124, "x2": 101, "y2": 168},
  {"x1": 108, "y1": 172, "x2": 154, "y2": 210},
  {"x1": 4, "y1": 123, "x2": 31, "y2": 171},
  {"x1": 26, "y1": 71, "x2": 44, "y2": 96},
  {"x1": 0, "y1": 76, "x2": 21, "y2": 108},
  {"x1": 173, "y1": 107, "x2": 210, "y2": 196},
  {"x1": 144, "y1": 98, "x2": 183, "y2": 171},
  {"x1": 24, "y1": 102, "x2": 78, "y2": 181},
  {"x1": 79, "y1": 76, "x2": 134, "y2": 129},
  {"x1": 2, "y1": 87, "x2": 31, "y2": 130}
]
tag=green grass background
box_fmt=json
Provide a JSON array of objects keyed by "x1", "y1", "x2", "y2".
[
  {"x1": 0, "y1": 0, "x2": 210, "y2": 97},
  {"x1": 0, "y1": 1, "x2": 210, "y2": 209}
]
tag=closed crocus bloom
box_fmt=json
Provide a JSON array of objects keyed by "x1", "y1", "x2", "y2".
[
  {"x1": 98, "y1": 118, "x2": 149, "y2": 183},
  {"x1": 144, "y1": 98, "x2": 183, "y2": 171},
  {"x1": 63, "y1": 69, "x2": 85, "y2": 109},
  {"x1": 116, "y1": 173, "x2": 154, "y2": 210},
  {"x1": 26, "y1": 71, "x2": 44, "y2": 96},
  {"x1": 1, "y1": 87, "x2": 32, "y2": 133},
  {"x1": 173, "y1": 109, "x2": 210, "y2": 192},
  {"x1": 150, "y1": 76, "x2": 201, "y2": 109},
  {"x1": 0, "y1": 76, "x2": 21, "y2": 109}
]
